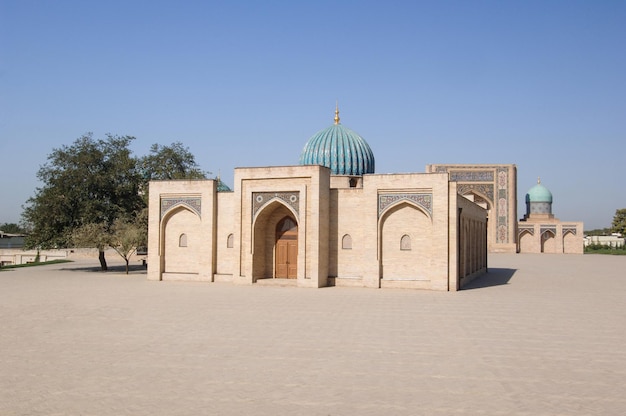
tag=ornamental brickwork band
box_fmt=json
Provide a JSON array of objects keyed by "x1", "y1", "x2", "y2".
[
  {"x1": 253, "y1": 192, "x2": 300, "y2": 219},
  {"x1": 161, "y1": 197, "x2": 202, "y2": 219},
  {"x1": 378, "y1": 193, "x2": 433, "y2": 217}
]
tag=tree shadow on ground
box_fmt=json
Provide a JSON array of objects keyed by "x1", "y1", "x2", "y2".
[
  {"x1": 462, "y1": 267, "x2": 517, "y2": 290},
  {"x1": 61, "y1": 263, "x2": 147, "y2": 274}
]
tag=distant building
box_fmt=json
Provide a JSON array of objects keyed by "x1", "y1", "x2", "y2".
[
  {"x1": 0, "y1": 232, "x2": 25, "y2": 249},
  {"x1": 517, "y1": 179, "x2": 584, "y2": 253},
  {"x1": 584, "y1": 235, "x2": 625, "y2": 248}
]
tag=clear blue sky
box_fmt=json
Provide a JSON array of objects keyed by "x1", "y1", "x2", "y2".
[{"x1": 1, "y1": 1, "x2": 624, "y2": 230}]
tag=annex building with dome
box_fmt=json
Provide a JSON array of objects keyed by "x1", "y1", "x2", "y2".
[
  {"x1": 517, "y1": 179, "x2": 583, "y2": 254},
  {"x1": 146, "y1": 107, "x2": 581, "y2": 290}
]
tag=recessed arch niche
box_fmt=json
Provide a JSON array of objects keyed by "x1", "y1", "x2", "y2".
[
  {"x1": 161, "y1": 206, "x2": 200, "y2": 275},
  {"x1": 252, "y1": 200, "x2": 299, "y2": 281},
  {"x1": 379, "y1": 201, "x2": 431, "y2": 281}
]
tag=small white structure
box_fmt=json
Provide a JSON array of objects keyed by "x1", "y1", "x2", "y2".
[
  {"x1": 0, "y1": 249, "x2": 70, "y2": 266},
  {"x1": 584, "y1": 235, "x2": 625, "y2": 248}
]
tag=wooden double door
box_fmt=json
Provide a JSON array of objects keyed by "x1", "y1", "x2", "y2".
[{"x1": 275, "y1": 217, "x2": 297, "y2": 279}]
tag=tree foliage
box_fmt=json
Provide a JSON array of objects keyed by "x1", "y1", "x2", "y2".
[
  {"x1": 72, "y1": 222, "x2": 113, "y2": 270},
  {"x1": 139, "y1": 142, "x2": 208, "y2": 182},
  {"x1": 22, "y1": 133, "x2": 144, "y2": 251},
  {"x1": 21, "y1": 133, "x2": 207, "y2": 271},
  {"x1": 72, "y1": 213, "x2": 147, "y2": 273},
  {"x1": 612, "y1": 208, "x2": 626, "y2": 236},
  {"x1": 0, "y1": 223, "x2": 26, "y2": 234},
  {"x1": 72, "y1": 217, "x2": 147, "y2": 273},
  {"x1": 584, "y1": 228, "x2": 613, "y2": 236},
  {"x1": 109, "y1": 217, "x2": 148, "y2": 274}
]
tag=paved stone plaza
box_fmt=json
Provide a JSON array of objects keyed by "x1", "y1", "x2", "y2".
[{"x1": 1, "y1": 253, "x2": 625, "y2": 415}]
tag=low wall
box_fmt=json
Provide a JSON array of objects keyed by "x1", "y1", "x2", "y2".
[
  {"x1": 584, "y1": 236, "x2": 625, "y2": 248},
  {"x1": 0, "y1": 247, "x2": 147, "y2": 266},
  {"x1": 0, "y1": 249, "x2": 70, "y2": 266}
]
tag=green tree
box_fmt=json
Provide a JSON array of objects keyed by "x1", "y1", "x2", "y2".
[
  {"x1": 136, "y1": 142, "x2": 208, "y2": 215},
  {"x1": 73, "y1": 217, "x2": 147, "y2": 274},
  {"x1": 611, "y1": 208, "x2": 626, "y2": 236},
  {"x1": 72, "y1": 205, "x2": 148, "y2": 274},
  {"x1": 72, "y1": 223, "x2": 113, "y2": 270},
  {"x1": 139, "y1": 142, "x2": 208, "y2": 182},
  {"x1": 583, "y1": 228, "x2": 613, "y2": 236},
  {"x1": 22, "y1": 133, "x2": 144, "y2": 269},
  {"x1": 22, "y1": 134, "x2": 208, "y2": 271},
  {"x1": 109, "y1": 217, "x2": 147, "y2": 274},
  {"x1": 0, "y1": 223, "x2": 26, "y2": 234}
]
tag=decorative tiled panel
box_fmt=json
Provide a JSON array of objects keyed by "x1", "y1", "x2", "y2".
[
  {"x1": 449, "y1": 171, "x2": 494, "y2": 182},
  {"x1": 562, "y1": 227, "x2": 577, "y2": 235},
  {"x1": 540, "y1": 226, "x2": 557, "y2": 236},
  {"x1": 457, "y1": 184, "x2": 494, "y2": 203},
  {"x1": 530, "y1": 202, "x2": 551, "y2": 214},
  {"x1": 518, "y1": 227, "x2": 535, "y2": 236},
  {"x1": 496, "y1": 168, "x2": 509, "y2": 244},
  {"x1": 161, "y1": 197, "x2": 201, "y2": 219},
  {"x1": 253, "y1": 192, "x2": 300, "y2": 218},
  {"x1": 431, "y1": 164, "x2": 514, "y2": 246},
  {"x1": 378, "y1": 193, "x2": 433, "y2": 217}
]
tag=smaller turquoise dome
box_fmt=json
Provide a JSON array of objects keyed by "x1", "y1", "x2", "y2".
[
  {"x1": 526, "y1": 179, "x2": 552, "y2": 203},
  {"x1": 216, "y1": 177, "x2": 231, "y2": 192}
]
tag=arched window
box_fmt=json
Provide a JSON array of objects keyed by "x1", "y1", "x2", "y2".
[
  {"x1": 227, "y1": 233, "x2": 234, "y2": 248},
  {"x1": 400, "y1": 234, "x2": 411, "y2": 250},
  {"x1": 179, "y1": 233, "x2": 188, "y2": 247},
  {"x1": 342, "y1": 234, "x2": 352, "y2": 250}
]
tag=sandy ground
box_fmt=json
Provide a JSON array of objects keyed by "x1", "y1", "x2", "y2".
[{"x1": 1, "y1": 253, "x2": 625, "y2": 415}]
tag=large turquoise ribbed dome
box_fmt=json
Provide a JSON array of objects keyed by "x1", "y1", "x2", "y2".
[
  {"x1": 526, "y1": 179, "x2": 553, "y2": 203},
  {"x1": 299, "y1": 107, "x2": 375, "y2": 176}
]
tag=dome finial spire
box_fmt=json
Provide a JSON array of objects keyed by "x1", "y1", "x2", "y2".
[
  {"x1": 537, "y1": 176, "x2": 541, "y2": 184},
  {"x1": 334, "y1": 101, "x2": 340, "y2": 125}
]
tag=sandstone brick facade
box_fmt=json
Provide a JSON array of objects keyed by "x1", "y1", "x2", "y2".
[
  {"x1": 518, "y1": 221, "x2": 584, "y2": 254},
  {"x1": 147, "y1": 165, "x2": 488, "y2": 291},
  {"x1": 426, "y1": 164, "x2": 518, "y2": 253}
]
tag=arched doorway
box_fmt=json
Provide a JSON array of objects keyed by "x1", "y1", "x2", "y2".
[
  {"x1": 518, "y1": 230, "x2": 534, "y2": 253},
  {"x1": 563, "y1": 230, "x2": 577, "y2": 253},
  {"x1": 275, "y1": 217, "x2": 298, "y2": 279},
  {"x1": 541, "y1": 230, "x2": 556, "y2": 253}
]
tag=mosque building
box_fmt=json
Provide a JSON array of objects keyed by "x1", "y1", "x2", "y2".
[
  {"x1": 146, "y1": 107, "x2": 490, "y2": 290},
  {"x1": 517, "y1": 178, "x2": 584, "y2": 253}
]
